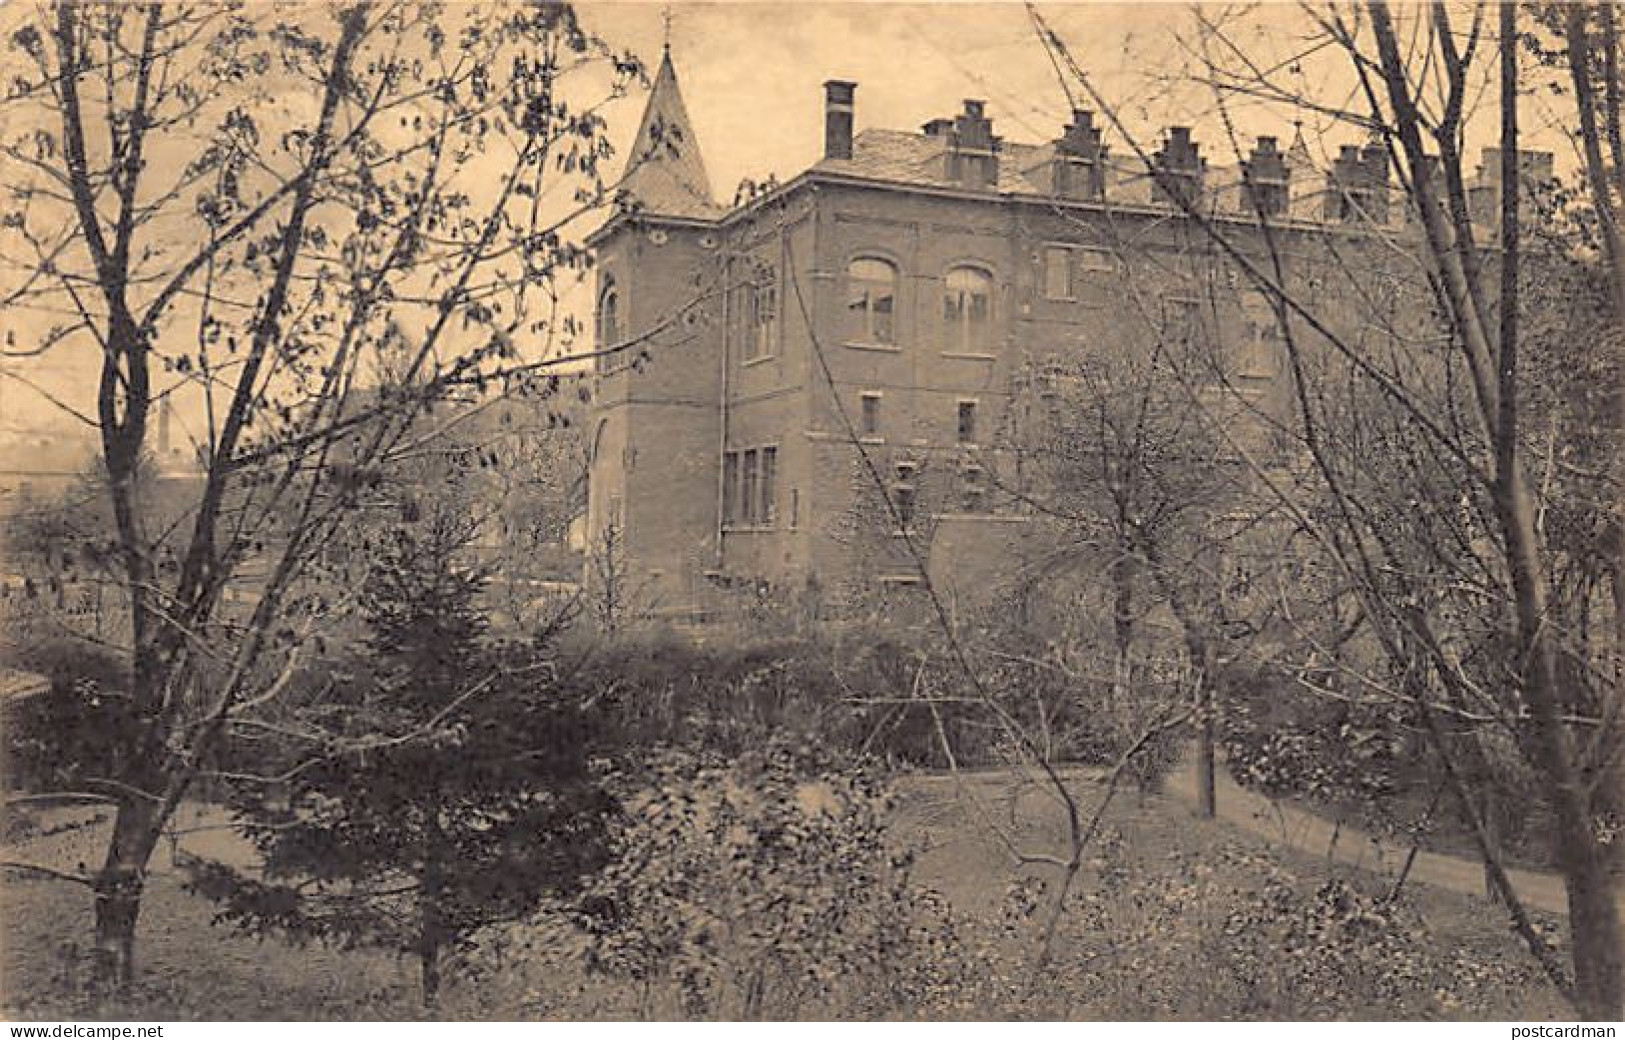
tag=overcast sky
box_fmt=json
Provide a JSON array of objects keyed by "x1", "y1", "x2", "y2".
[
  {"x1": 580, "y1": 2, "x2": 1575, "y2": 197},
  {"x1": 0, "y1": 2, "x2": 1581, "y2": 450}
]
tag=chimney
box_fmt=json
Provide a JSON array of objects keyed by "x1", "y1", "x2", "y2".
[
  {"x1": 1054, "y1": 110, "x2": 1106, "y2": 200},
  {"x1": 955, "y1": 99, "x2": 995, "y2": 151},
  {"x1": 1244, "y1": 136, "x2": 1290, "y2": 218},
  {"x1": 941, "y1": 99, "x2": 999, "y2": 189},
  {"x1": 1152, "y1": 126, "x2": 1204, "y2": 207},
  {"x1": 824, "y1": 80, "x2": 856, "y2": 161},
  {"x1": 1327, "y1": 140, "x2": 1390, "y2": 223},
  {"x1": 1058, "y1": 109, "x2": 1103, "y2": 160}
]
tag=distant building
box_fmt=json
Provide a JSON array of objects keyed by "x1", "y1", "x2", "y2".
[{"x1": 581, "y1": 48, "x2": 1546, "y2": 620}]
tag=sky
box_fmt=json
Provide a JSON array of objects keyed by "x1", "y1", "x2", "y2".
[{"x1": 0, "y1": 1, "x2": 1581, "y2": 465}]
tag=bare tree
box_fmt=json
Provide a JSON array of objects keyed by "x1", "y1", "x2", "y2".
[
  {"x1": 1030, "y1": 0, "x2": 1622, "y2": 1017},
  {"x1": 0, "y1": 0, "x2": 647, "y2": 988}
]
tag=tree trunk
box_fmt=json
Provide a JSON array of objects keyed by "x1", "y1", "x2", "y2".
[
  {"x1": 1555, "y1": 803, "x2": 1624, "y2": 1019},
  {"x1": 419, "y1": 940, "x2": 441, "y2": 1010},
  {"x1": 91, "y1": 800, "x2": 160, "y2": 992},
  {"x1": 1195, "y1": 672, "x2": 1216, "y2": 819}
]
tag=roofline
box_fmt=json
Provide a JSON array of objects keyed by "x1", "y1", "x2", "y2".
[
  {"x1": 585, "y1": 208, "x2": 723, "y2": 247},
  {"x1": 583, "y1": 161, "x2": 1434, "y2": 248},
  {"x1": 714, "y1": 167, "x2": 1410, "y2": 239}
]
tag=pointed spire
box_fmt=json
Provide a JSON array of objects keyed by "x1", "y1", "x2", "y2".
[
  {"x1": 618, "y1": 45, "x2": 718, "y2": 220},
  {"x1": 1285, "y1": 118, "x2": 1312, "y2": 170}
]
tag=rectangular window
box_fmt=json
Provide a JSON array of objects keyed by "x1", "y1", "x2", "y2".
[
  {"x1": 957, "y1": 400, "x2": 978, "y2": 445},
  {"x1": 789, "y1": 487, "x2": 799, "y2": 529},
  {"x1": 962, "y1": 463, "x2": 986, "y2": 512},
  {"x1": 723, "y1": 450, "x2": 739, "y2": 525},
  {"x1": 741, "y1": 449, "x2": 759, "y2": 525},
  {"x1": 893, "y1": 483, "x2": 917, "y2": 529},
  {"x1": 745, "y1": 275, "x2": 777, "y2": 362},
  {"x1": 1239, "y1": 292, "x2": 1281, "y2": 379},
  {"x1": 1165, "y1": 296, "x2": 1202, "y2": 343},
  {"x1": 1043, "y1": 246, "x2": 1073, "y2": 300},
  {"x1": 860, "y1": 392, "x2": 882, "y2": 439},
  {"x1": 759, "y1": 446, "x2": 777, "y2": 525},
  {"x1": 1076, "y1": 247, "x2": 1114, "y2": 272},
  {"x1": 740, "y1": 285, "x2": 759, "y2": 364}
]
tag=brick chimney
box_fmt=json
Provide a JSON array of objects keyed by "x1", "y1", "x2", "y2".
[
  {"x1": 1244, "y1": 136, "x2": 1290, "y2": 219},
  {"x1": 1326, "y1": 140, "x2": 1390, "y2": 223},
  {"x1": 942, "y1": 99, "x2": 999, "y2": 189},
  {"x1": 1053, "y1": 109, "x2": 1105, "y2": 200},
  {"x1": 1153, "y1": 126, "x2": 1204, "y2": 207},
  {"x1": 824, "y1": 80, "x2": 856, "y2": 161}
]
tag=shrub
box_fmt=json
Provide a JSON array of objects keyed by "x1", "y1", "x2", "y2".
[
  {"x1": 571, "y1": 741, "x2": 960, "y2": 1019},
  {"x1": 1, "y1": 636, "x2": 130, "y2": 795},
  {"x1": 1057, "y1": 835, "x2": 1557, "y2": 1019}
]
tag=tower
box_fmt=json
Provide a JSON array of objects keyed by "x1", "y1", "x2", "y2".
[{"x1": 584, "y1": 44, "x2": 725, "y2": 616}]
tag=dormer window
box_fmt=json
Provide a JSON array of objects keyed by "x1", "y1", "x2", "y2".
[
  {"x1": 944, "y1": 266, "x2": 993, "y2": 354},
  {"x1": 847, "y1": 258, "x2": 897, "y2": 345}
]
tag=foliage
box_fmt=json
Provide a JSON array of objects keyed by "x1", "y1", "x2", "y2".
[
  {"x1": 0, "y1": 0, "x2": 648, "y2": 984},
  {"x1": 573, "y1": 742, "x2": 950, "y2": 1019},
  {"x1": 1053, "y1": 835, "x2": 1558, "y2": 1020},
  {"x1": 1220, "y1": 664, "x2": 1410, "y2": 817},
  {"x1": 185, "y1": 513, "x2": 611, "y2": 1005}
]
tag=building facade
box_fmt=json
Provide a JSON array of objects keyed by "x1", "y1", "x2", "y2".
[{"x1": 584, "y1": 49, "x2": 1522, "y2": 620}]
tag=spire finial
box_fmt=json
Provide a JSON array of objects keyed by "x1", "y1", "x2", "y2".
[{"x1": 661, "y1": 5, "x2": 673, "y2": 55}]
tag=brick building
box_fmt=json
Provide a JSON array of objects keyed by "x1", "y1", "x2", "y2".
[{"x1": 583, "y1": 48, "x2": 1522, "y2": 620}]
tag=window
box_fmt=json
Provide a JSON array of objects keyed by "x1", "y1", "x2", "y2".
[
  {"x1": 596, "y1": 279, "x2": 620, "y2": 371},
  {"x1": 892, "y1": 460, "x2": 919, "y2": 529},
  {"x1": 957, "y1": 400, "x2": 978, "y2": 444},
  {"x1": 847, "y1": 258, "x2": 897, "y2": 344},
  {"x1": 745, "y1": 267, "x2": 777, "y2": 361},
  {"x1": 723, "y1": 445, "x2": 778, "y2": 527},
  {"x1": 944, "y1": 266, "x2": 993, "y2": 353},
  {"x1": 1042, "y1": 246, "x2": 1114, "y2": 302},
  {"x1": 1238, "y1": 292, "x2": 1281, "y2": 379},
  {"x1": 1164, "y1": 296, "x2": 1203, "y2": 343},
  {"x1": 742, "y1": 449, "x2": 759, "y2": 525},
  {"x1": 894, "y1": 484, "x2": 917, "y2": 528},
  {"x1": 1077, "y1": 247, "x2": 1114, "y2": 273},
  {"x1": 961, "y1": 463, "x2": 987, "y2": 512},
  {"x1": 860, "y1": 392, "x2": 882, "y2": 439},
  {"x1": 789, "y1": 487, "x2": 799, "y2": 529},
  {"x1": 1043, "y1": 247, "x2": 1074, "y2": 300},
  {"x1": 723, "y1": 450, "x2": 739, "y2": 525},
  {"x1": 759, "y1": 446, "x2": 777, "y2": 524}
]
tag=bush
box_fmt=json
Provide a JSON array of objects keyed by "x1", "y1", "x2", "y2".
[
  {"x1": 1, "y1": 636, "x2": 130, "y2": 795},
  {"x1": 1052, "y1": 835, "x2": 1558, "y2": 1019},
  {"x1": 570, "y1": 741, "x2": 960, "y2": 1019}
]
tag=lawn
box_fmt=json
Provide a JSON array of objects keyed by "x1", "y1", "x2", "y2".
[{"x1": 0, "y1": 772, "x2": 1576, "y2": 1020}]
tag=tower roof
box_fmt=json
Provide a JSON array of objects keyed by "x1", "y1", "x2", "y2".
[{"x1": 617, "y1": 48, "x2": 720, "y2": 221}]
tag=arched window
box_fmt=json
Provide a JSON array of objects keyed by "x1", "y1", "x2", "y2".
[
  {"x1": 943, "y1": 266, "x2": 993, "y2": 353},
  {"x1": 596, "y1": 279, "x2": 620, "y2": 371},
  {"x1": 846, "y1": 258, "x2": 897, "y2": 344}
]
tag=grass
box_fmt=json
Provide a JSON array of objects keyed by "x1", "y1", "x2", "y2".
[{"x1": 0, "y1": 771, "x2": 1576, "y2": 1021}]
